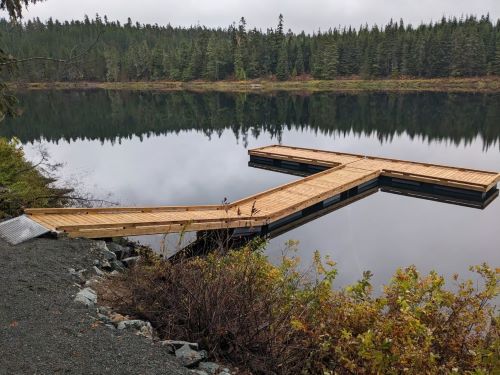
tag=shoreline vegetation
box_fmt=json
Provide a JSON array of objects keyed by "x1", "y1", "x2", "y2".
[
  {"x1": 100, "y1": 242, "x2": 500, "y2": 374},
  {"x1": 0, "y1": 138, "x2": 72, "y2": 219},
  {"x1": 8, "y1": 77, "x2": 500, "y2": 93}
]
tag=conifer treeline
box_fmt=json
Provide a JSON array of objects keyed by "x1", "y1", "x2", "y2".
[{"x1": 2, "y1": 14, "x2": 500, "y2": 82}]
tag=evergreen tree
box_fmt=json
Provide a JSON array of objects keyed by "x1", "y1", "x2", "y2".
[
  {"x1": 322, "y1": 38, "x2": 339, "y2": 79},
  {"x1": 181, "y1": 42, "x2": 195, "y2": 81},
  {"x1": 494, "y1": 34, "x2": 500, "y2": 75},
  {"x1": 234, "y1": 47, "x2": 246, "y2": 80},
  {"x1": 151, "y1": 47, "x2": 164, "y2": 80},
  {"x1": 205, "y1": 34, "x2": 220, "y2": 80},
  {"x1": 103, "y1": 46, "x2": 119, "y2": 82},
  {"x1": 232, "y1": 17, "x2": 247, "y2": 80},
  {"x1": 294, "y1": 46, "x2": 305, "y2": 76},
  {"x1": 451, "y1": 28, "x2": 487, "y2": 76},
  {"x1": 271, "y1": 14, "x2": 285, "y2": 73},
  {"x1": 276, "y1": 41, "x2": 289, "y2": 81},
  {"x1": 0, "y1": 0, "x2": 43, "y2": 19}
]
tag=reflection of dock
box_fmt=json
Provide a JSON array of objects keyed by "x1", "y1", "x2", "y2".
[{"x1": 5, "y1": 145, "x2": 498, "y2": 243}]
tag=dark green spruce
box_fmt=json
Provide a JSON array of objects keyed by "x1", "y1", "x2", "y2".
[{"x1": 1, "y1": 14, "x2": 500, "y2": 82}]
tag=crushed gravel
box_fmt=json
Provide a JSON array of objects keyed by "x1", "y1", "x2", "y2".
[{"x1": 0, "y1": 237, "x2": 188, "y2": 375}]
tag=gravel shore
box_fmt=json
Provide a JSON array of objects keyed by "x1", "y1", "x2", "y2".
[{"x1": 0, "y1": 237, "x2": 188, "y2": 375}]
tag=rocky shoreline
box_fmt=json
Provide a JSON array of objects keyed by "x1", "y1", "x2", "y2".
[
  {"x1": 75, "y1": 240, "x2": 234, "y2": 375},
  {"x1": 0, "y1": 236, "x2": 234, "y2": 375}
]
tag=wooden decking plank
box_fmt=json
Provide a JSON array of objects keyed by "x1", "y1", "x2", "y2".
[
  {"x1": 251, "y1": 146, "x2": 498, "y2": 191},
  {"x1": 26, "y1": 145, "x2": 499, "y2": 239}
]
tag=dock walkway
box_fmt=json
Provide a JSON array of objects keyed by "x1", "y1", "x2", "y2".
[{"x1": 21, "y1": 145, "x2": 499, "y2": 239}]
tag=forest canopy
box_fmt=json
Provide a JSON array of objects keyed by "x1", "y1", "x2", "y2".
[{"x1": 1, "y1": 14, "x2": 500, "y2": 82}]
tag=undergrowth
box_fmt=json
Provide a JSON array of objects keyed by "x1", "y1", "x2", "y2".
[{"x1": 99, "y1": 240, "x2": 499, "y2": 374}]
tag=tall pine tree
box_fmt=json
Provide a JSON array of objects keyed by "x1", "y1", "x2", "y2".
[{"x1": 276, "y1": 41, "x2": 289, "y2": 81}]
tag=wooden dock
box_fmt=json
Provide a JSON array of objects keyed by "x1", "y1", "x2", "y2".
[
  {"x1": 249, "y1": 145, "x2": 500, "y2": 192},
  {"x1": 24, "y1": 145, "x2": 499, "y2": 239}
]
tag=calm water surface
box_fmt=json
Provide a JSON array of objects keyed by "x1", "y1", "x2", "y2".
[{"x1": 3, "y1": 90, "x2": 499, "y2": 290}]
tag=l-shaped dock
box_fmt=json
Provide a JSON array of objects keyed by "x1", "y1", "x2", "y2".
[{"x1": 14, "y1": 145, "x2": 498, "y2": 241}]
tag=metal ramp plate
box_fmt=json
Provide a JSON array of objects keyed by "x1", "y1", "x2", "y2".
[{"x1": 0, "y1": 215, "x2": 50, "y2": 245}]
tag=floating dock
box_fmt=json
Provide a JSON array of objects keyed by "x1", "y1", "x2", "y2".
[{"x1": 6, "y1": 145, "x2": 499, "y2": 242}]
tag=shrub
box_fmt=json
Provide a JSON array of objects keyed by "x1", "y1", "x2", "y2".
[
  {"x1": 99, "y1": 242, "x2": 499, "y2": 374},
  {"x1": 0, "y1": 137, "x2": 69, "y2": 218}
]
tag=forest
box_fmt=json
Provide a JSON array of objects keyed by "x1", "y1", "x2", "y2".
[{"x1": 2, "y1": 14, "x2": 500, "y2": 82}]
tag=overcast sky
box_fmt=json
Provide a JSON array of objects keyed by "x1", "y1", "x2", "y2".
[{"x1": 9, "y1": 0, "x2": 500, "y2": 32}]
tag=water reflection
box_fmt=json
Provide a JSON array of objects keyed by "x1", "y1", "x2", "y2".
[
  {"x1": 3, "y1": 91, "x2": 500, "y2": 150},
  {"x1": 4, "y1": 90, "x2": 499, "y2": 291}
]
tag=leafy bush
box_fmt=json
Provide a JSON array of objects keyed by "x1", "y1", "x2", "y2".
[
  {"x1": 100, "y1": 241, "x2": 499, "y2": 374},
  {"x1": 0, "y1": 137, "x2": 72, "y2": 218}
]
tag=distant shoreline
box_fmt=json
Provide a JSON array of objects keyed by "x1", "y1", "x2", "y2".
[{"x1": 8, "y1": 77, "x2": 500, "y2": 93}]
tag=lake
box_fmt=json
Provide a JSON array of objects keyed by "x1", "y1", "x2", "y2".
[{"x1": 2, "y1": 90, "x2": 499, "y2": 291}]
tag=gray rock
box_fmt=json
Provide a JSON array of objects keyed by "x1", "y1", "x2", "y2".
[
  {"x1": 97, "y1": 313, "x2": 112, "y2": 324},
  {"x1": 161, "y1": 340, "x2": 199, "y2": 350},
  {"x1": 116, "y1": 319, "x2": 153, "y2": 338},
  {"x1": 101, "y1": 259, "x2": 112, "y2": 270},
  {"x1": 102, "y1": 249, "x2": 117, "y2": 261},
  {"x1": 175, "y1": 344, "x2": 205, "y2": 367},
  {"x1": 107, "y1": 242, "x2": 132, "y2": 260},
  {"x1": 98, "y1": 306, "x2": 112, "y2": 314},
  {"x1": 162, "y1": 344, "x2": 175, "y2": 354},
  {"x1": 116, "y1": 319, "x2": 147, "y2": 330},
  {"x1": 139, "y1": 323, "x2": 153, "y2": 338},
  {"x1": 92, "y1": 240, "x2": 108, "y2": 252},
  {"x1": 93, "y1": 266, "x2": 105, "y2": 276},
  {"x1": 109, "y1": 270, "x2": 121, "y2": 277},
  {"x1": 93, "y1": 259, "x2": 100, "y2": 266},
  {"x1": 110, "y1": 259, "x2": 125, "y2": 271},
  {"x1": 68, "y1": 267, "x2": 87, "y2": 282},
  {"x1": 74, "y1": 287, "x2": 97, "y2": 307},
  {"x1": 122, "y1": 256, "x2": 140, "y2": 268},
  {"x1": 189, "y1": 370, "x2": 208, "y2": 375},
  {"x1": 198, "y1": 362, "x2": 220, "y2": 375},
  {"x1": 85, "y1": 277, "x2": 101, "y2": 287},
  {"x1": 92, "y1": 240, "x2": 117, "y2": 261},
  {"x1": 219, "y1": 372, "x2": 230, "y2": 375}
]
